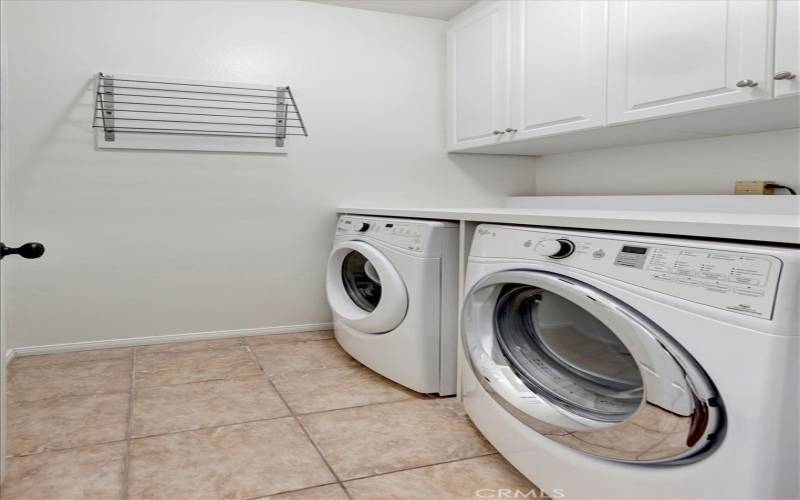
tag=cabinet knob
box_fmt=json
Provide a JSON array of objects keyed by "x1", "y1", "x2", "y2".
[
  {"x1": 774, "y1": 71, "x2": 797, "y2": 80},
  {"x1": 492, "y1": 130, "x2": 504, "y2": 135},
  {"x1": 735, "y1": 79, "x2": 758, "y2": 88},
  {"x1": 504, "y1": 128, "x2": 518, "y2": 133}
]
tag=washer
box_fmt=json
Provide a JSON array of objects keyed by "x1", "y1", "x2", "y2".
[
  {"x1": 461, "y1": 224, "x2": 799, "y2": 499},
  {"x1": 326, "y1": 215, "x2": 458, "y2": 395}
]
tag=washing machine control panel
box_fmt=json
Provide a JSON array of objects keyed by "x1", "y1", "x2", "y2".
[
  {"x1": 336, "y1": 216, "x2": 430, "y2": 253},
  {"x1": 472, "y1": 225, "x2": 782, "y2": 319}
]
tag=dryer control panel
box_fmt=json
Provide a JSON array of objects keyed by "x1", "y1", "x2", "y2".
[
  {"x1": 336, "y1": 216, "x2": 430, "y2": 253},
  {"x1": 472, "y1": 226, "x2": 783, "y2": 319}
]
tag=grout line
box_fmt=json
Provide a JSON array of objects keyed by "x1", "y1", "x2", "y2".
[
  {"x1": 128, "y1": 415, "x2": 294, "y2": 442},
  {"x1": 243, "y1": 337, "x2": 334, "y2": 349},
  {"x1": 239, "y1": 481, "x2": 342, "y2": 500},
  {"x1": 133, "y1": 372, "x2": 264, "y2": 391},
  {"x1": 8, "y1": 354, "x2": 133, "y2": 371},
  {"x1": 121, "y1": 348, "x2": 136, "y2": 500},
  {"x1": 340, "y1": 451, "x2": 501, "y2": 484},
  {"x1": 7, "y1": 437, "x2": 130, "y2": 459},
  {"x1": 243, "y1": 343, "x2": 354, "y2": 500},
  {"x1": 290, "y1": 393, "x2": 430, "y2": 418}
]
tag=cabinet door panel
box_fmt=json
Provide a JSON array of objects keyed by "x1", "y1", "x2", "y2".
[
  {"x1": 608, "y1": 0, "x2": 771, "y2": 124},
  {"x1": 511, "y1": 0, "x2": 607, "y2": 139},
  {"x1": 775, "y1": 0, "x2": 800, "y2": 98},
  {"x1": 447, "y1": 2, "x2": 510, "y2": 150}
]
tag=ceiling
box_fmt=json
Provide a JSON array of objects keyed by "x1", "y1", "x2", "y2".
[{"x1": 306, "y1": 0, "x2": 477, "y2": 20}]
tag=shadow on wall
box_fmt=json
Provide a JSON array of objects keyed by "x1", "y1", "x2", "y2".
[{"x1": 449, "y1": 153, "x2": 538, "y2": 199}]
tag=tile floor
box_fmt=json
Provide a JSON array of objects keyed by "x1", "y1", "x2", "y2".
[{"x1": 1, "y1": 331, "x2": 539, "y2": 500}]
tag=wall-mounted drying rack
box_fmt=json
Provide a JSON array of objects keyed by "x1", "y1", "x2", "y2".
[{"x1": 92, "y1": 72, "x2": 307, "y2": 153}]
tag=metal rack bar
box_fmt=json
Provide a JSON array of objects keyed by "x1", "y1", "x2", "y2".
[
  {"x1": 95, "y1": 108, "x2": 304, "y2": 120},
  {"x1": 98, "y1": 76, "x2": 285, "y2": 93},
  {"x1": 103, "y1": 100, "x2": 297, "y2": 112},
  {"x1": 91, "y1": 125, "x2": 307, "y2": 137},
  {"x1": 98, "y1": 92, "x2": 288, "y2": 105},
  {"x1": 286, "y1": 86, "x2": 308, "y2": 137},
  {"x1": 94, "y1": 115, "x2": 306, "y2": 128},
  {"x1": 98, "y1": 85, "x2": 287, "y2": 99}
]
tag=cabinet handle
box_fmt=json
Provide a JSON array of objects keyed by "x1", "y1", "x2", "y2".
[
  {"x1": 735, "y1": 79, "x2": 758, "y2": 87},
  {"x1": 505, "y1": 128, "x2": 518, "y2": 133},
  {"x1": 774, "y1": 71, "x2": 797, "y2": 80},
  {"x1": 492, "y1": 130, "x2": 504, "y2": 135}
]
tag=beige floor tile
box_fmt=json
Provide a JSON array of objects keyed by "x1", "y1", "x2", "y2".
[
  {"x1": 1, "y1": 442, "x2": 126, "y2": 500},
  {"x1": 259, "y1": 483, "x2": 349, "y2": 500},
  {"x1": 134, "y1": 346, "x2": 261, "y2": 387},
  {"x1": 10, "y1": 347, "x2": 132, "y2": 368},
  {"x1": 245, "y1": 330, "x2": 334, "y2": 347},
  {"x1": 127, "y1": 418, "x2": 336, "y2": 500},
  {"x1": 299, "y1": 398, "x2": 495, "y2": 480},
  {"x1": 272, "y1": 365, "x2": 418, "y2": 414},
  {"x1": 136, "y1": 337, "x2": 244, "y2": 355},
  {"x1": 132, "y1": 375, "x2": 291, "y2": 437},
  {"x1": 251, "y1": 339, "x2": 359, "y2": 376},
  {"x1": 344, "y1": 455, "x2": 537, "y2": 500},
  {"x1": 8, "y1": 392, "x2": 129, "y2": 456},
  {"x1": 8, "y1": 358, "x2": 132, "y2": 404}
]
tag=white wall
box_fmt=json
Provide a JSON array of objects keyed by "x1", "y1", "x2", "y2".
[
  {"x1": 533, "y1": 129, "x2": 800, "y2": 195},
  {"x1": 0, "y1": 0, "x2": 8, "y2": 478},
  {"x1": 2, "y1": 0, "x2": 537, "y2": 350}
]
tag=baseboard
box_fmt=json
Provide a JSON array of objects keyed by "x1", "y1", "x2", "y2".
[
  {"x1": 5, "y1": 348, "x2": 15, "y2": 365},
  {"x1": 10, "y1": 322, "x2": 333, "y2": 358}
]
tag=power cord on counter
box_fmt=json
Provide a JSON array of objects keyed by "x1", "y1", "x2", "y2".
[{"x1": 765, "y1": 183, "x2": 797, "y2": 195}]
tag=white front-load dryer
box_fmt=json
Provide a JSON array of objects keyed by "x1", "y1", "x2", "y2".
[
  {"x1": 326, "y1": 215, "x2": 458, "y2": 395},
  {"x1": 461, "y1": 224, "x2": 799, "y2": 499}
]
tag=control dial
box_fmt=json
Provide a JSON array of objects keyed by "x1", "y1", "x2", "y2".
[
  {"x1": 534, "y1": 239, "x2": 575, "y2": 259},
  {"x1": 356, "y1": 222, "x2": 370, "y2": 232}
]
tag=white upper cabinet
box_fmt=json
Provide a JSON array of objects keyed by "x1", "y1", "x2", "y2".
[
  {"x1": 509, "y1": 1, "x2": 607, "y2": 140},
  {"x1": 446, "y1": 0, "x2": 797, "y2": 155},
  {"x1": 607, "y1": 0, "x2": 772, "y2": 124},
  {"x1": 774, "y1": 0, "x2": 800, "y2": 98},
  {"x1": 447, "y1": 1, "x2": 510, "y2": 150}
]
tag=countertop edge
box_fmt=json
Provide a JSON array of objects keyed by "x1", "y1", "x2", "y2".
[{"x1": 336, "y1": 207, "x2": 800, "y2": 245}]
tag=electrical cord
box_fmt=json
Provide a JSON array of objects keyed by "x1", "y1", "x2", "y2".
[{"x1": 765, "y1": 183, "x2": 797, "y2": 195}]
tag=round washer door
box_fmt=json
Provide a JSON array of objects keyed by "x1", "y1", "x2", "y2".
[
  {"x1": 462, "y1": 270, "x2": 723, "y2": 464},
  {"x1": 326, "y1": 240, "x2": 408, "y2": 334}
]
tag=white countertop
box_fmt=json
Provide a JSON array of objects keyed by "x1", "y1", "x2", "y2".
[{"x1": 337, "y1": 206, "x2": 800, "y2": 245}]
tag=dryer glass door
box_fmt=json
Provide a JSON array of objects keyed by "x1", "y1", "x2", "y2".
[
  {"x1": 462, "y1": 270, "x2": 722, "y2": 464},
  {"x1": 495, "y1": 285, "x2": 643, "y2": 423},
  {"x1": 341, "y1": 250, "x2": 382, "y2": 312}
]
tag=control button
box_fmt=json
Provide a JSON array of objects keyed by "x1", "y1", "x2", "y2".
[
  {"x1": 357, "y1": 223, "x2": 370, "y2": 232},
  {"x1": 703, "y1": 283, "x2": 730, "y2": 293},
  {"x1": 677, "y1": 277, "x2": 701, "y2": 286},
  {"x1": 651, "y1": 273, "x2": 673, "y2": 282},
  {"x1": 592, "y1": 249, "x2": 606, "y2": 259},
  {"x1": 734, "y1": 287, "x2": 765, "y2": 297},
  {"x1": 534, "y1": 239, "x2": 575, "y2": 259}
]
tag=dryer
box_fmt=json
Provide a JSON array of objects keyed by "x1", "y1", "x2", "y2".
[
  {"x1": 326, "y1": 215, "x2": 459, "y2": 395},
  {"x1": 461, "y1": 224, "x2": 799, "y2": 499}
]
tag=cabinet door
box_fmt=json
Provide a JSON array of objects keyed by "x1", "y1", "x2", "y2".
[
  {"x1": 447, "y1": 1, "x2": 510, "y2": 150},
  {"x1": 509, "y1": 1, "x2": 607, "y2": 140},
  {"x1": 775, "y1": 0, "x2": 800, "y2": 98},
  {"x1": 607, "y1": 0, "x2": 771, "y2": 124}
]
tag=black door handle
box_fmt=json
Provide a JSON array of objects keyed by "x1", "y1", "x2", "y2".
[{"x1": 0, "y1": 242, "x2": 45, "y2": 260}]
